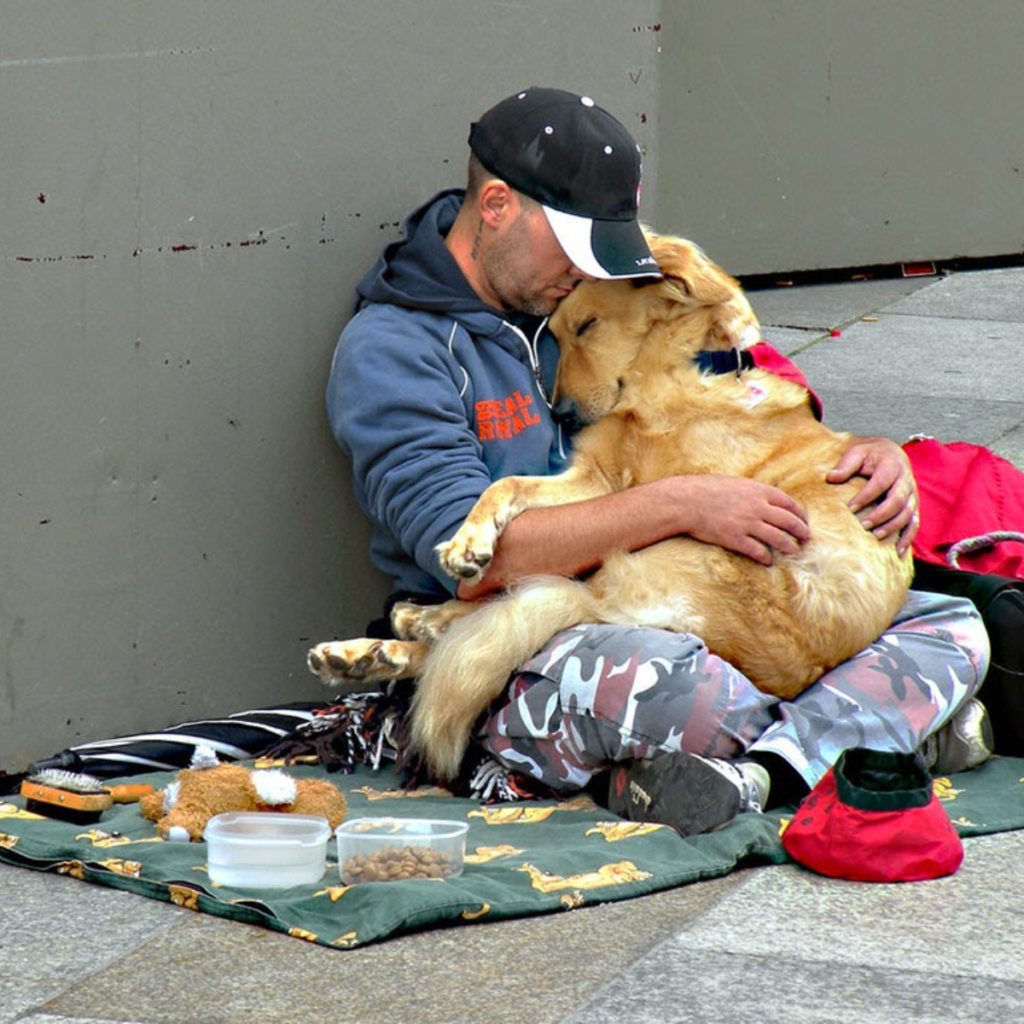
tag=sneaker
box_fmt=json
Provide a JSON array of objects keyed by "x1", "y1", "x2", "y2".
[
  {"x1": 606, "y1": 752, "x2": 770, "y2": 837},
  {"x1": 921, "y1": 698, "x2": 995, "y2": 775}
]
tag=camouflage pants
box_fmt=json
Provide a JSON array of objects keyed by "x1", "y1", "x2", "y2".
[{"x1": 478, "y1": 591, "x2": 990, "y2": 792}]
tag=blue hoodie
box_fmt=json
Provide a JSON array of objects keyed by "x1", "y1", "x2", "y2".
[{"x1": 327, "y1": 190, "x2": 572, "y2": 599}]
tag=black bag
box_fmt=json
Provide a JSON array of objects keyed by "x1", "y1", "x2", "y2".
[{"x1": 913, "y1": 559, "x2": 1024, "y2": 757}]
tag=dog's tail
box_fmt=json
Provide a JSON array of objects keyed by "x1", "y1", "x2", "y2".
[{"x1": 409, "y1": 576, "x2": 594, "y2": 781}]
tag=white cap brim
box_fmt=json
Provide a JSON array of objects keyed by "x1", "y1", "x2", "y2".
[{"x1": 542, "y1": 205, "x2": 661, "y2": 280}]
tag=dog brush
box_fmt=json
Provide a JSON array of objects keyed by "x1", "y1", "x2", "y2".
[{"x1": 20, "y1": 769, "x2": 154, "y2": 825}]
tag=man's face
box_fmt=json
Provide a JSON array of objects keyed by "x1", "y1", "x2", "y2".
[{"x1": 482, "y1": 202, "x2": 593, "y2": 316}]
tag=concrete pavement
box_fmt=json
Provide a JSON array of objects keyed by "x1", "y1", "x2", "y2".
[{"x1": 2, "y1": 267, "x2": 1023, "y2": 1024}]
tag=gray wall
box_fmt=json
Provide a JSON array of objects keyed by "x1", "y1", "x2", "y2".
[
  {"x1": 0, "y1": 1, "x2": 660, "y2": 770},
  {"x1": 653, "y1": 1, "x2": 1024, "y2": 273},
  {"x1": 1, "y1": 1, "x2": 1019, "y2": 771}
]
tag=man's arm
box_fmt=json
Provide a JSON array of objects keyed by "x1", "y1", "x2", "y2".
[
  {"x1": 457, "y1": 436, "x2": 918, "y2": 600},
  {"x1": 456, "y1": 474, "x2": 810, "y2": 599}
]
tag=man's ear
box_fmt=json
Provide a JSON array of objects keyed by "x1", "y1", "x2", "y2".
[{"x1": 478, "y1": 179, "x2": 518, "y2": 229}]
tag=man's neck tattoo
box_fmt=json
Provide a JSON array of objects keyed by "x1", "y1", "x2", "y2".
[{"x1": 470, "y1": 220, "x2": 484, "y2": 262}]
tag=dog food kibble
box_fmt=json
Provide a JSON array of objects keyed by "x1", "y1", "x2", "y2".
[{"x1": 343, "y1": 844, "x2": 455, "y2": 882}]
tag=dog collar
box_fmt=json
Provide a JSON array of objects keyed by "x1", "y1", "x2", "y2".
[{"x1": 693, "y1": 349, "x2": 755, "y2": 376}]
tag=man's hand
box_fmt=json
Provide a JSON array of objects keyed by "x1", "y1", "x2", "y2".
[
  {"x1": 827, "y1": 436, "x2": 918, "y2": 556},
  {"x1": 681, "y1": 476, "x2": 811, "y2": 566}
]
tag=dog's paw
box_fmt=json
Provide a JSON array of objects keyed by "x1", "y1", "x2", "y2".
[
  {"x1": 436, "y1": 521, "x2": 500, "y2": 581},
  {"x1": 391, "y1": 602, "x2": 455, "y2": 642},
  {"x1": 306, "y1": 639, "x2": 422, "y2": 687},
  {"x1": 390, "y1": 602, "x2": 431, "y2": 641},
  {"x1": 391, "y1": 600, "x2": 477, "y2": 642}
]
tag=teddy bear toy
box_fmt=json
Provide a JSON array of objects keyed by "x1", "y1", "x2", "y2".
[{"x1": 139, "y1": 746, "x2": 348, "y2": 842}]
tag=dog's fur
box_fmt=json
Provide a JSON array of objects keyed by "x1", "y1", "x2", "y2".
[{"x1": 308, "y1": 234, "x2": 913, "y2": 781}]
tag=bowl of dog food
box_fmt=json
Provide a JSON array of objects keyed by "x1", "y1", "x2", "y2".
[
  {"x1": 204, "y1": 812, "x2": 332, "y2": 888},
  {"x1": 336, "y1": 817, "x2": 469, "y2": 884}
]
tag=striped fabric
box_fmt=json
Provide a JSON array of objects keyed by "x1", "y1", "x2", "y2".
[{"x1": 27, "y1": 702, "x2": 333, "y2": 780}]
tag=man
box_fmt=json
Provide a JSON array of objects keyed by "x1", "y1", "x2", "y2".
[{"x1": 327, "y1": 87, "x2": 990, "y2": 835}]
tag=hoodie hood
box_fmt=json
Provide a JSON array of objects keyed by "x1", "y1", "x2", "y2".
[{"x1": 355, "y1": 189, "x2": 489, "y2": 316}]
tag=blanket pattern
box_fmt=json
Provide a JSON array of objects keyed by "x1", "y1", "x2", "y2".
[{"x1": 1, "y1": 757, "x2": 1022, "y2": 949}]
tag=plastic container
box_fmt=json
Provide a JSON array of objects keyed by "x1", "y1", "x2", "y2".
[
  {"x1": 336, "y1": 817, "x2": 469, "y2": 884},
  {"x1": 204, "y1": 811, "x2": 331, "y2": 888}
]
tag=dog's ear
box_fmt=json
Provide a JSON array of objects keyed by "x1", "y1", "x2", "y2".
[{"x1": 645, "y1": 233, "x2": 739, "y2": 307}]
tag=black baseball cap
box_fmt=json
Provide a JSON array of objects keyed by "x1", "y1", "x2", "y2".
[{"x1": 469, "y1": 87, "x2": 661, "y2": 280}]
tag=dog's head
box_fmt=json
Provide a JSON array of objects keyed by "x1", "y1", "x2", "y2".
[{"x1": 548, "y1": 233, "x2": 760, "y2": 422}]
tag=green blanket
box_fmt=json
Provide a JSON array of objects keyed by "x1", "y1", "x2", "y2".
[{"x1": 1, "y1": 757, "x2": 1022, "y2": 949}]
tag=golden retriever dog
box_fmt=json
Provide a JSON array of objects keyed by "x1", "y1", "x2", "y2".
[{"x1": 308, "y1": 234, "x2": 913, "y2": 781}]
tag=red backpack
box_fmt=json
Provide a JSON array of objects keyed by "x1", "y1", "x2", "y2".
[{"x1": 905, "y1": 436, "x2": 1024, "y2": 757}]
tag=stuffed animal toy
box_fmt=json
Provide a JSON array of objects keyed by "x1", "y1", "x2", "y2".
[{"x1": 139, "y1": 746, "x2": 348, "y2": 842}]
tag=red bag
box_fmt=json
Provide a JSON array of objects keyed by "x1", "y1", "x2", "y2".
[
  {"x1": 905, "y1": 436, "x2": 1024, "y2": 579},
  {"x1": 781, "y1": 748, "x2": 964, "y2": 883}
]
